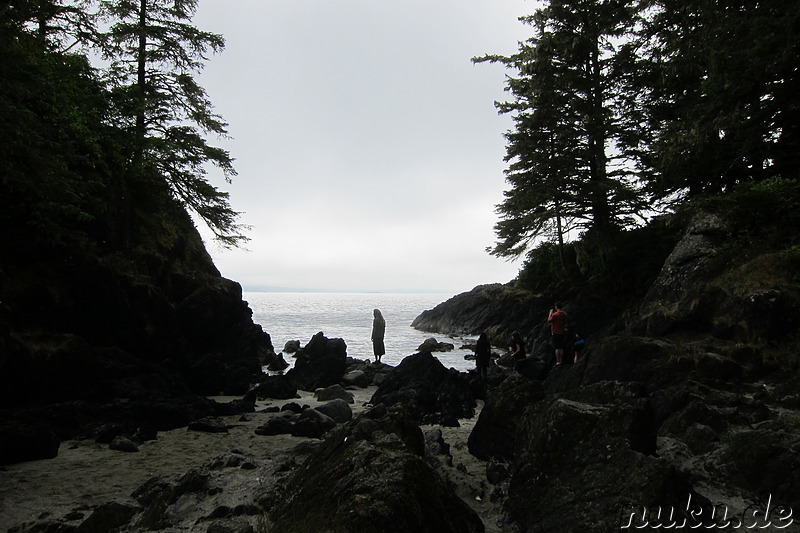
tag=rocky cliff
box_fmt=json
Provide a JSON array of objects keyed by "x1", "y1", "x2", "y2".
[
  {"x1": 0, "y1": 184, "x2": 272, "y2": 463},
  {"x1": 419, "y1": 208, "x2": 800, "y2": 530}
]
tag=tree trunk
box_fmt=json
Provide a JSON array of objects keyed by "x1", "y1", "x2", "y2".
[
  {"x1": 586, "y1": 20, "x2": 611, "y2": 235},
  {"x1": 134, "y1": 0, "x2": 147, "y2": 157},
  {"x1": 555, "y1": 198, "x2": 566, "y2": 268}
]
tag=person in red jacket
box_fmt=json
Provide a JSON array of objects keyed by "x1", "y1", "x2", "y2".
[{"x1": 548, "y1": 303, "x2": 568, "y2": 366}]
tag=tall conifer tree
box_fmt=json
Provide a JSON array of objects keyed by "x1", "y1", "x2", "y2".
[
  {"x1": 100, "y1": 0, "x2": 246, "y2": 247},
  {"x1": 476, "y1": 0, "x2": 647, "y2": 261},
  {"x1": 639, "y1": 0, "x2": 800, "y2": 200}
]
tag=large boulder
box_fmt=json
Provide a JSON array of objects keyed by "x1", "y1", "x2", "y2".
[
  {"x1": 253, "y1": 375, "x2": 298, "y2": 400},
  {"x1": 254, "y1": 414, "x2": 295, "y2": 436},
  {"x1": 417, "y1": 337, "x2": 454, "y2": 352},
  {"x1": 287, "y1": 332, "x2": 348, "y2": 392},
  {"x1": 179, "y1": 278, "x2": 268, "y2": 396},
  {"x1": 291, "y1": 408, "x2": 336, "y2": 439},
  {"x1": 263, "y1": 406, "x2": 484, "y2": 533},
  {"x1": 370, "y1": 352, "x2": 476, "y2": 426},
  {"x1": 341, "y1": 369, "x2": 370, "y2": 388},
  {"x1": 315, "y1": 399, "x2": 353, "y2": 424},
  {"x1": 314, "y1": 384, "x2": 354, "y2": 403},
  {"x1": 187, "y1": 417, "x2": 228, "y2": 434},
  {"x1": 283, "y1": 340, "x2": 301, "y2": 354},
  {"x1": 358, "y1": 361, "x2": 393, "y2": 386},
  {"x1": 467, "y1": 373, "x2": 545, "y2": 460},
  {"x1": 578, "y1": 335, "x2": 691, "y2": 392},
  {"x1": 504, "y1": 381, "x2": 694, "y2": 532}
]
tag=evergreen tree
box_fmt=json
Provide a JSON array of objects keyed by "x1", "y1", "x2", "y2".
[
  {"x1": 99, "y1": 0, "x2": 247, "y2": 247},
  {"x1": 0, "y1": 5, "x2": 117, "y2": 251},
  {"x1": 0, "y1": 0, "x2": 99, "y2": 54},
  {"x1": 476, "y1": 0, "x2": 647, "y2": 261},
  {"x1": 640, "y1": 0, "x2": 800, "y2": 200}
]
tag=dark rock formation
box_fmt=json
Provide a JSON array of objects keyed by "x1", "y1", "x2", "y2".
[
  {"x1": 286, "y1": 332, "x2": 347, "y2": 392},
  {"x1": 0, "y1": 419, "x2": 60, "y2": 464},
  {"x1": 370, "y1": 352, "x2": 476, "y2": 426},
  {"x1": 417, "y1": 337, "x2": 455, "y2": 352},
  {"x1": 290, "y1": 408, "x2": 337, "y2": 438},
  {"x1": 264, "y1": 406, "x2": 485, "y2": 533},
  {"x1": 254, "y1": 401, "x2": 352, "y2": 438},
  {"x1": 252, "y1": 375, "x2": 298, "y2": 400},
  {"x1": 76, "y1": 501, "x2": 141, "y2": 533},
  {"x1": 188, "y1": 417, "x2": 229, "y2": 434},
  {"x1": 109, "y1": 435, "x2": 140, "y2": 452},
  {"x1": 0, "y1": 395, "x2": 254, "y2": 465},
  {"x1": 468, "y1": 373, "x2": 545, "y2": 460},
  {"x1": 505, "y1": 381, "x2": 695, "y2": 532},
  {"x1": 437, "y1": 209, "x2": 800, "y2": 531},
  {"x1": 412, "y1": 284, "x2": 545, "y2": 345},
  {"x1": 282, "y1": 340, "x2": 301, "y2": 354},
  {"x1": 279, "y1": 402, "x2": 305, "y2": 414},
  {"x1": 0, "y1": 129, "x2": 275, "y2": 458},
  {"x1": 314, "y1": 398, "x2": 353, "y2": 424},
  {"x1": 632, "y1": 212, "x2": 800, "y2": 343},
  {"x1": 177, "y1": 278, "x2": 268, "y2": 396},
  {"x1": 349, "y1": 359, "x2": 393, "y2": 386},
  {"x1": 255, "y1": 415, "x2": 295, "y2": 436},
  {"x1": 341, "y1": 369, "x2": 370, "y2": 388},
  {"x1": 263, "y1": 350, "x2": 289, "y2": 372},
  {"x1": 313, "y1": 384, "x2": 354, "y2": 403}
]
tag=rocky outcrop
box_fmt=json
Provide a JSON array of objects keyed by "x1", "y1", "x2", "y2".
[
  {"x1": 505, "y1": 381, "x2": 695, "y2": 532},
  {"x1": 411, "y1": 207, "x2": 800, "y2": 531},
  {"x1": 313, "y1": 384, "x2": 354, "y2": 403},
  {"x1": 370, "y1": 352, "x2": 476, "y2": 426},
  {"x1": 252, "y1": 375, "x2": 299, "y2": 400},
  {"x1": 466, "y1": 325, "x2": 800, "y2": 530},
  {"x1": 286, "y1": 332, "x2": 348, "y2": 392},
  {"x1": 417, "y1": 337, "x2": 455, "y2": 352},
  {"x1": 411, "y1": 283, "x2": 618, "y2": 360},
  {"x1": 346, "y1": 359, "x2": 393, "y2": 386},
  {"x1": 254, "y1": 400, "x2": 352, "y2": 439},
  {"x1": 2, "y1": 262, "x2": 269, "y2": 408},
  {"x1": 411, "y1": 284, "x2": 545, "y2": 344},
  {"x1": 262, "y1": 405, "x2": 485, "y2": 533},
  {"x1": 0, "y1": 147, "x2": 273, "y2": 459},
  {"x1": 632, "y1": 212, "x2": 800, "y2": 342},
  {"x1": 468, "y1": 372, "x2": 545, "y2": 460}
]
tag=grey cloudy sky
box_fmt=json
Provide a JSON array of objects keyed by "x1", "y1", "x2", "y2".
[{"x1": 192, "y1": 0, "x2": 539, "y2": 293}]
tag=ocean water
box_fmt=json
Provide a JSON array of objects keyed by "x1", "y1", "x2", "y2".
[{"x1": 244, "y1": 292, "x2": 479, "y2": 372}]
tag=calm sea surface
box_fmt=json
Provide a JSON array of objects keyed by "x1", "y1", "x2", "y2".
[{"x1": 244, "y1": 292, "x2": 478, "y2": 372}]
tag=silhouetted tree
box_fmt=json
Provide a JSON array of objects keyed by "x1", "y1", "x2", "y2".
[
  {"x1": 639, "y1": 0, "x2": 800, "y2": 200},
  {"x1": 475, "y1": 0, "x2": 648, "y2": 262},
  {"x1": 100, "y1": 0, "x2": 247, "y2": 247}
]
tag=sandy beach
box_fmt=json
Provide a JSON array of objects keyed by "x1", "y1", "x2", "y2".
[{"x1": 0, "y1": 386, "x2": 499, "y2": 532}]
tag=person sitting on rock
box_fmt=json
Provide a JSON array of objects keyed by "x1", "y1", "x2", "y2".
[
  {"x1": 509, "y1": 331, "x2": 526, "y2": 361},
  {"x1": 571, "y1": 329, "x2": 586, "y2": 363}
]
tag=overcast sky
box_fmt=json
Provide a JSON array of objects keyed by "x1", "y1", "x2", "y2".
[{"x1": 192, "y1": 0, "x2": 539, "y2": 293}]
